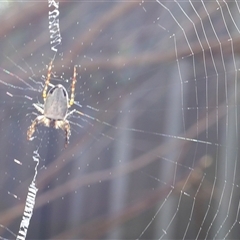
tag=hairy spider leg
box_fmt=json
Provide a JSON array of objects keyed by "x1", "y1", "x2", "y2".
[
  {"x1": 27, "y1": 115, "x2": 46, "y2": 140},
  {"x1": 63, "y1": 122, "x2": 71, "y2": 148},
  {"x1": 54, "y1": 120, "x2": 71, "y2": 147},
  {"x1": 43, "y1": 60, "x2": 53, "y2": 101},
  {"x1": 69, "y1": 65, "x2": 77, "y2": 107}
]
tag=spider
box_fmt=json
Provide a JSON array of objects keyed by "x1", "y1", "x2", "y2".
[{"x1": 27, "y1": 61, "x2": 84, "y2": 147}]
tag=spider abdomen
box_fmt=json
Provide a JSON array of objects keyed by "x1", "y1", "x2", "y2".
[{"x1": 44, "y1": 84, "x2": 68, "y2": 120}]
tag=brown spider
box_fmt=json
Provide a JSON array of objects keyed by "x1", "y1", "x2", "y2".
[{"x1": 27, "y1": 61, "x2": 84, "y2": 147}]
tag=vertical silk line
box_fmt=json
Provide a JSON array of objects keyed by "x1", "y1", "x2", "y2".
[
  {"x1": 48, "y1": 0, "x2": 62, "y2": 53},
  {"x1": 16, "y1": 2, "x2": 62, "y2": 238},
  {"x1": 16, "y1": 152, "x2": 39, "y2": 240}
]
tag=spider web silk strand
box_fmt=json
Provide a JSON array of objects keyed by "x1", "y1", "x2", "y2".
[{"x1": 16, "y1": 151, "x2": 39, "y2": 240}]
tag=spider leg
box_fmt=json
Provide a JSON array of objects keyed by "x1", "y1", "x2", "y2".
[
  {"x1": 33, "y1": 103, "x2": 44, "y2": 114},
  {"x1": 27, "y1": 116, "x2": 45, "y2": 140},
  {"x1": 65, "y1": 109, "x2": 85, "y2": 119},
  {"x1": 65, "y1": 109, "x2": 84, "y2": 119},
  {"x1": 43, "y1": 60, "x2": 53, "y2": 102},
  {"x1": 55, "y1": 120, "x2": 71, "y2": 148},
  {"x1": 69, "y1": 65, "x2": 77, "y2": 107}
]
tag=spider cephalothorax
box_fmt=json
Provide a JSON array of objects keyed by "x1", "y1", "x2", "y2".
[{"x1": 27, "y1": 61, "x2": 80, "y2": 147}]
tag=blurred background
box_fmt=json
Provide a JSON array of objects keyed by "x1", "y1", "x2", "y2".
[{"x1": 0, "y1": 1, "x2": 240, "y2": 239}]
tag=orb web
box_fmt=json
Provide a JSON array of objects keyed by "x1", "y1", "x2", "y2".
[{"x1": 0, "y1": 1, "x2": 239, "y2": 240}]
